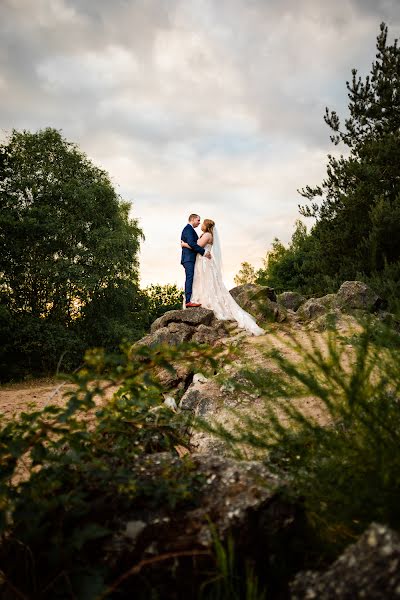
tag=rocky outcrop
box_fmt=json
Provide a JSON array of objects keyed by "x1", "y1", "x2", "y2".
[
  {"x1": 335, "y1": 280, "x2": 384, "y2": 312},
  {"x1": 277, "y1": 291, "x2": 306, "y2": 312},
  {"x1": 230, "y1": 283, "x2": 277, "y2": 303},
  {"x1": 179, "y1": 375, "x2": 234, "y2": 454},
  {"x1": 135, "y1": 309, "x2": 234, "y2": 390},
  {"x1": 103, "y1": 452, "x2": 300, "y2": 598},
  {"x1": 229, "y1": 284, "x2": 286, "y2": 323},
  {"x1": 150, "y1": 308, "x2": 215, "y2": 332},
  {"x1": 290, "y1": 523, "x2": 400, "y2": 599},
  {"x1": 296, "y1": 281, "x2": 383, "y2": 323},
  {"x1": 179, "y1": 366, "x2": 264, "y2": 455},
  {"x1": 296, "y1": 298, "x2": 328, "y2": 321},
  {"x1": 138, "y1": 309, "x2": 229, "y2": 349}
]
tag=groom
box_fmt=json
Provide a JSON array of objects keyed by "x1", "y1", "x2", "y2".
[{"x1": 181, "y1": 213, "x2": 211, "y2": 308}]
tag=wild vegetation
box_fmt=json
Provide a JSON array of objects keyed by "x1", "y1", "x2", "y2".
[
  {"x1": 0, "y1": 129, "x2": 183, "y2": 382},
  {"x1": 236, "y1": 23, "x2": 400, "y2": 308},
  {"x1": 203, "y1": 317, "x2": 400, "y2": 559},
  {"x1": 1, "y1": 20, "x2": 400, "y2": 600},
  {"x1": 0, "y1": 342, "x2": 223, "y2": 598}
]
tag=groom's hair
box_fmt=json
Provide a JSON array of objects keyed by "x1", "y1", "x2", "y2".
[{"x1": 188, "y1": 214, "x2": 200, "y2": 222}]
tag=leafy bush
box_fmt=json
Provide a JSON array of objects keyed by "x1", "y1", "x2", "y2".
[
  {"x1": 203, "y1": 318, "x2": 400, "y2": 558},
  {"x1": 0, "y1": 128, "x2": 145, "y2": 381},
  {"x1": 0, "y1": 342, "x2": 222, "y2": 598},
  {"x1": 143, "y1": 283, "x2": 184, "y2": 324}
]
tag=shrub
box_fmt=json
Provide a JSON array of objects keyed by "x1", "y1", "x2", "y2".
[
  {"x1": 0, "y1": 341, "x2": 222, "y2": 598},
  {"x1": 202, "y1": 318, "x2": 400, "y2": 558}
]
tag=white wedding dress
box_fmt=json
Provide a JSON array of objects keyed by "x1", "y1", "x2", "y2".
[{"x1": 189, "y1": 231, "x2": 264, "y2": 336}]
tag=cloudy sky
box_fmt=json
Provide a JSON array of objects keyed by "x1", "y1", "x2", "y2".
[{"x1": 1, "y1": 0, "x2": 399, "y2": 288}]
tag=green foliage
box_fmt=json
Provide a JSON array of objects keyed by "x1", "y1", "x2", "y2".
[
  {"x1": 143, "y1": 283, "x2": 184, "y2": 324},
  {"x1": 0, "y1": 341, "x2": 222, "y2": 598},
  {"x1": 255, "y1": 24, "x2": 400, "y2": 299},
  {"x1": 200, "y1": 529, "x2": 267, "y2": 600},
  {"x1": 301, "y1": 23, "x2": 400, "y2": 279},
  {"x1": 234, "y1": 262, "x2": 257, "y2": 286},
  {"x1": 202, "y1": 318, "x2": 400, "y2": 558},
  {"x1": 0, "y1": 128, "x2": 145, "y2": 380},
  {"x1": 256, "y1": 221, "x2": 328, "y2": 294}
]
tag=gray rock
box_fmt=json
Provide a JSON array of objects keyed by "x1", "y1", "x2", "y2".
[
  {"x1": 229, "y1": 284, "x2": 285, "y2": 323},
  {"x1": 138, "y1": 322, "x2": 195, "y2": 347},
  {"x1": 297, "y1": 298, "x2": 328, "y2": 321},
  {"x1": 151, "y1": 308, "x2": 214, "y2": 333},
  {"x1": 179, "y1": 370, "x2": 262, "y2": 454},
  {"x1": 192, "y1": 373, "x2": 209, "y2": 384},
  {"x1": 180, "y1": 380, "x2": 223, "y2": 417},
  {"x1": 318, "y1": 293, "x2": 338, "y2": 309},
  {"x1": 277, "y1": 291, "x2": 306, "y2": 312},
  {"x1": 154, "y1": 362, "x2": 192, "y2": 391},
  {"x1": 336, "y1": 281, "x2": 382, "y2": 312},
  {"x1": 290, "y1": 523, "x2": 400, "y2": 599},
  {"x1": 230, "y1": 283, "x2": 277, "y2": 303},
  {"x1": 104, "y1": 452, "x2": 296, "y2": 598},
  {"x1": 179, "y1": 378, "x2": 232, "y2": 453},
  {"x1": 308, "y1": 310, "x2": 360, "y2": 333},
  {"x1": 192, "y1": 324, "x2": 220, "y2": 345}
]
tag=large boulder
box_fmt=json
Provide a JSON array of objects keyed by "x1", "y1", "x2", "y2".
[
  {"x1": 139, "y1": 309, "x2": 228, "y2": 350},
  {"x1": 229, "y1": 284, "x2": 285, "y2": 323},
  {"x1": 290, "y1": 523, "x2": 400, "y2": 599},
  {"x1": 136, "y1": 310, "x2": 229, "y2": 390},
  {"x1": 103, "y1": 452, "x2": 300, "y2": 598},
  {"x1": 230, "y1": 283, "x2": 277, "y2": 303},
  {"x1": 192, "y1": 323, "x2": 222, "y2": 345},
  {"x1": 307, "y1": 310, "x2": 361, "y2": 333},
  {"x1": 151, "y1": 308, "x2": 214, "y2": 333},
  {"x1": 336, "y1": 281, "x2": 383, "y2": 312},
  {"x1": 138, "y1": 322, "x2": 195, "y2": 348},
  {"x1": 179, "y1": 377, "x2": 231, "y2": 454},
  {"x1": 179, "y1": 368, "x2": 265, "y2": 456},
  {"x1": 296, "y1": 282, "x2": 384, "y2": 323},
  {"x1": 277, "y1": 291, "x2": 306, "y2": 312},
  {"x1": 296, "y1": 298, "x2": 328, "y2": 321}
]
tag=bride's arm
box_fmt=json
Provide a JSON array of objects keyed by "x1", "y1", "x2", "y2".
[{"x1": 181, "y1": 233, "x2": 211, "y2": 249}]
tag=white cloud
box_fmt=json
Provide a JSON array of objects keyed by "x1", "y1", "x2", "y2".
[
  {"x1": 37, "y1": 45, "x2": 140, "y2": 92},
  {"x1": 1, "y1": 0, "x2": 399, "y2": 289}
]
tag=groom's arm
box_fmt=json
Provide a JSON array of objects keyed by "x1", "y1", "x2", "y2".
[{"x1": 185, "y1": 228, "x2": 205, "y2": 256}]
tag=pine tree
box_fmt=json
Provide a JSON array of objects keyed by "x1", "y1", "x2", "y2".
[{"x1": 299, "y1": 22, "x2": 400, "y2": 279}]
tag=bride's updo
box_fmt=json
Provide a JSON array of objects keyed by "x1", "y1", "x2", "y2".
[{"x1": 202, "y1": 219, "x2": 215, "y2": 234}]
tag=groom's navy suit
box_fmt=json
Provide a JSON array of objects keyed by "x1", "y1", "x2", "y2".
[{"x1": 181, "y1": 224, "x2": 205, "y2": 303}]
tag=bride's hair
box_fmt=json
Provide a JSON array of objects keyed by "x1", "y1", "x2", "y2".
[{"x1": 203, "y1": 219, "x2": 215, "y2": 234}]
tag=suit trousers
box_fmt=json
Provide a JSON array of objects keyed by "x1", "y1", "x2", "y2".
[{"x1": 182, "y1": 261, "x2": 195, "y2": 303}]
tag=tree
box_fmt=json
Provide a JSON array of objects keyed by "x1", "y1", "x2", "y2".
[
  {"x1": 256, "y1": 220, "x2": 321, "y2": 293},
  {"x1": 234, "y1": 262, "x2": 257, "y2": 286},
  {"x1": 143, "y1": 283, "x2": 184, "y2": 323},
  {"x1": 299, "y1": 22, "x2": 400, "y2": 280},
  {"x1": 0, "y1": 128, "x2": 144, "y2": 378}
]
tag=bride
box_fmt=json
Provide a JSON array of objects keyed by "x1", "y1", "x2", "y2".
[{"x1": 181, "y1": 219, "x2": 264, "y2": 336}]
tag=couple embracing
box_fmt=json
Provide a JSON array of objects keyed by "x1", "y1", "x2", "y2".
[{"x1": 180, "y1": 214, "x2": 264, "y2": 336}]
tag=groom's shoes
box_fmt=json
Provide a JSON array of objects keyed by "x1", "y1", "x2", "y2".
[{"x1": 186, "y1": 302, "x2": 202, "y2": 308}]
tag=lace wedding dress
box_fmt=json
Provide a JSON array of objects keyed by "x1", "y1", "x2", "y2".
[{"x1": 190, "y1": 233, "x2": 264, "y2": 336}]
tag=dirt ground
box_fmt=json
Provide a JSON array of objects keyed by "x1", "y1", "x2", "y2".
[
  {"x1": 0, "y1": 320, "x2": 358, "y2": 425},
  {"x1": 0, "y1": 377, "x2": 118, "y2": 420},
  {"x1": 0, "y1": 378, "x2": 71, "y2": 418}
]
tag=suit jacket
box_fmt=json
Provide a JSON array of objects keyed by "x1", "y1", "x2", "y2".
[{"x1": 181, "y1": 224, "x2": 206, "y2": 264}]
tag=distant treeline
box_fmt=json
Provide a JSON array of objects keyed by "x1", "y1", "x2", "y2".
[
  {"x1": 0, "y1": 128, "x2": 182, "y2": 381},
  {"x1": 235, "y1": 23, "x2": 400, "y2": 310}
]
